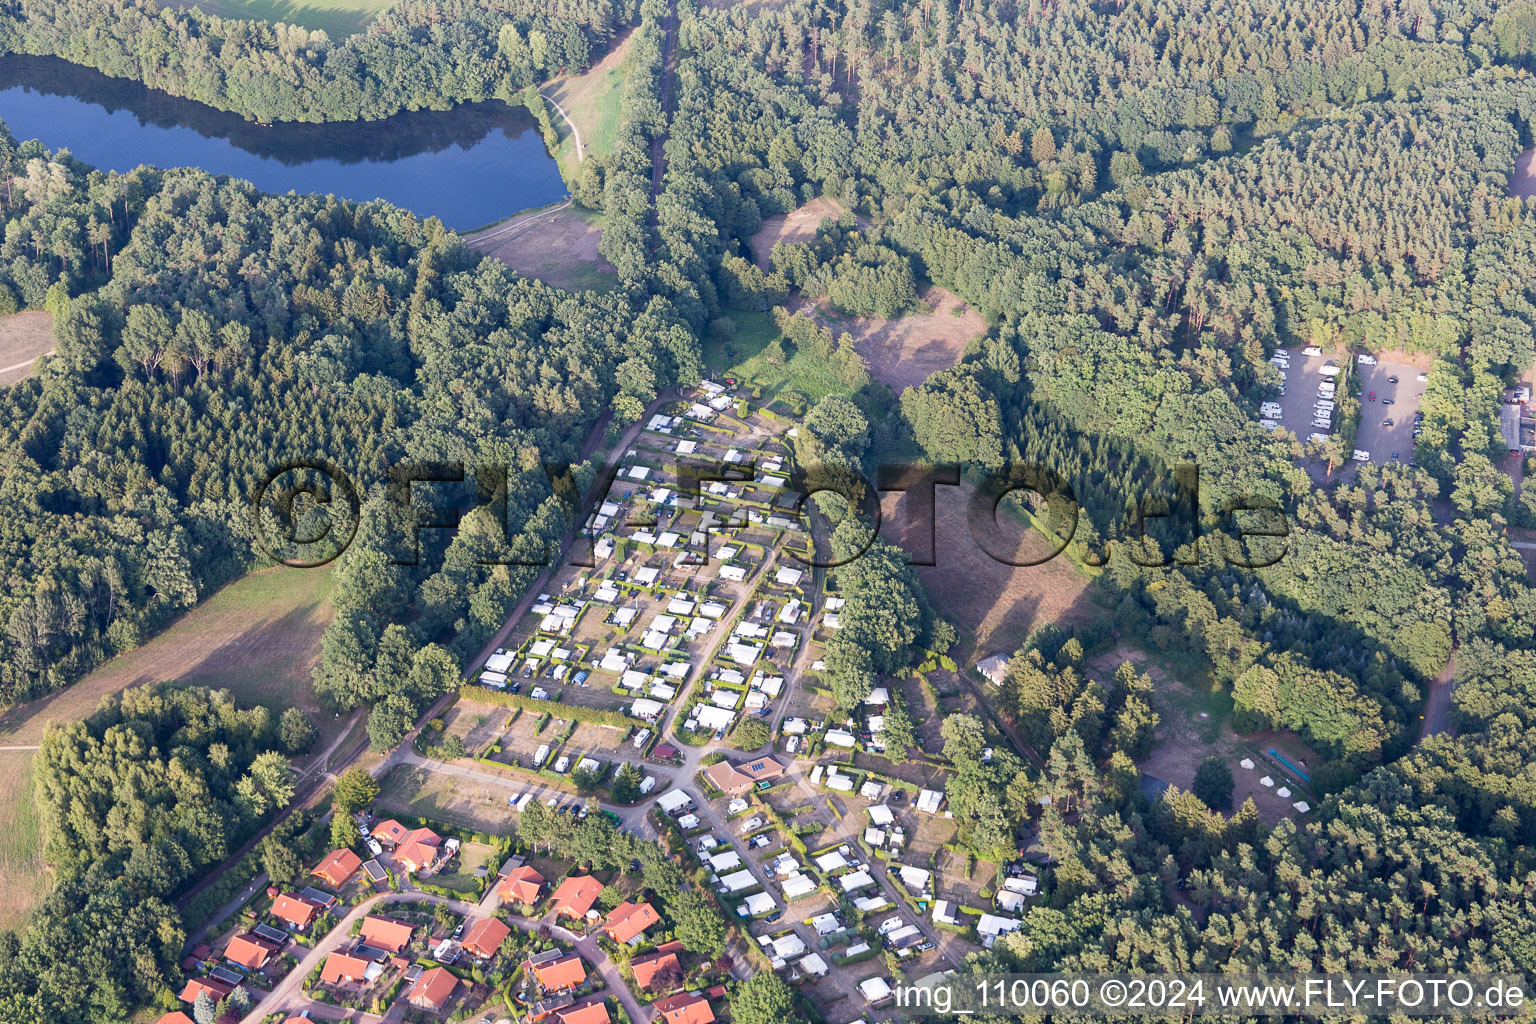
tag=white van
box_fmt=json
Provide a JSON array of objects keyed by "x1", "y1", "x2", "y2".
[
  {"x1": 1260, "y1": 419, "x2": 1279, "y2": 430},
  {"x1": 1303, "y1": 346, "x2": 1323, "y2": 356},
  {"x1": 1315, "y1": 400, "x2": 1335, "y2": 411},
  {"x1": 1352, "y1": 449, "x2": 1370, "y2": 461},
  {"x1": 1357, "y1": 354, "x2": 1377, "y2": 365},
  {"x1": 533, "y1": 744, "x2": 550, "y2": 767},
  {"x1": 1416, "y1": 371, "x2": 1428, "y2": 382},
  {"x1": 1310, "y1": 432, "x2": 1330, "y2": 443}
]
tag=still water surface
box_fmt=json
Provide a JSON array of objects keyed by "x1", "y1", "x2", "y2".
[{"x1": 0, "y1": 54, "x2": 566, "y2": 231}]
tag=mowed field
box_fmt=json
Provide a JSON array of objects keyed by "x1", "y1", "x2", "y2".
[
  {"x1": 544, "y1": 28, "x2": 633, "y2": 176},
  {"x1": 168, "y1": 0, "x2": 392, "y2": 38},
  {"x1": 467, "y1": 203, "x2": 618, "y2": 293},
  {"x1": 0, "y1": 311, "x2": 55, "y2": 387},
  {"x1": 0, "y1": 565, "x2": 336, "y2": 931},
  {"x1": 815, "y1": 285, "x2": 985, "y2": 394},
  {"x1": 748, "y1": 196, "x2": 856, "y2": 270},
  {"x1": 881, "y1": 483, "x2": 1101, "y2": 657}
]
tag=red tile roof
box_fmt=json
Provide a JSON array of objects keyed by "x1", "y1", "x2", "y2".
[
  {"x1": 602, "y1": 901, "x2": 659, "y2": 944},
  {"x1": 408, "y1": 965, "x2": 459, "y2": 1009},
  {"x1": 223, "y1": 934, "x2": 274, "y2": 970},
  {"x1": 312, "y1": 847, "x2": 362, "y2": 888},
  {"x1": 498, "y1": 865, "x2": 546, "y2": 905},
  {"x1": 529, "y1": 952, "x2": 587, "y2": 991},
  {"x1": 394, "y1": 831, "x2": 442, "y2": 873},
  {"x1": 630, "y1": 949, "x2": 681, "y2": 991},
  {"x1": 371, "y1": 819, "x2": 410, "y2": 844},
  {"x1": 654, "y1": 992, "x2": 716, "y2": 1024},
  {"x1": 320, "y1": 952, "x2": 371, "y2": 985},
  {"x1": 703, "y1": 756, "x2": 784, "y2": 795},
  {"x1": 549, "y1": 875, "x2": 604, "y2": 918},
  {"x1": 556, "y1": 1000, "x2": 612, "y2": 1024},
  {"x1": 462, "y1": 916, "x2": 512, "y2": 958},
  {"x1": 359, "y1": 915, "x2": 414, "y2": 953},
  {"x1": 157, "y1": 1013, "x2": 197, "y2": 1024},
  {"x1": 270, "y1": 893, "x2": 318, "y2": 929},
  {"x1": 179, "y1": 977, "x2": 233, "y2": 1005}
]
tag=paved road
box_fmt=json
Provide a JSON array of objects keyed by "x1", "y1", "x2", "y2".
[
  {"x1": 239, "y1": 890, "x2": 647, "y2": 1024},
  {"x1": 182, "y1": 397, "x2": 672, "y2": 950}
]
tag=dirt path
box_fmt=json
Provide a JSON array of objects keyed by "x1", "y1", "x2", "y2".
[
  {"x1": 649, "y1": 0, "x2": 678, "y2": 222},
  {"x1": 543, "y1": 94, "x2": 584, "y2": 164},
  {"x1": 1418, "y1": 651, "x2": 1458, "y2": 741}
]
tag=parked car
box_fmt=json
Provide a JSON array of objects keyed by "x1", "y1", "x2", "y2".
[
  {"x1": 1368, "y1": 391, "x2": 1376, "y2": 400},
  {"x1": 1388, "y1": 375, "x2": 1399, "y2": 384},
  {"x1": 1383, "y1": 418, "x2": 1394, "y2": 427},
  {"x1": 1382, "y1": 398, "x2": 1394, "y2": 405}
]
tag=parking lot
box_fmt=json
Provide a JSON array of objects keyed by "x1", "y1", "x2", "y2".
[
  {"x1": 1272, "y1": 348, "x2": 1345, "y2": 441},
  {"x1": 1354, "y1": 357, "x2": 1428, "y2": 466}
]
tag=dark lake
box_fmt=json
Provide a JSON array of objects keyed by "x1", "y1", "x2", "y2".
[{"x1": 0, "y1": 54, "x2": 567, "y2": 231}]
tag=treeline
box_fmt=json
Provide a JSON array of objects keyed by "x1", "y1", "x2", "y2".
[
  {"x1": 0, "y1": 0, "x2": 631, "y2": 123},
  {"x1": 0, "y1": 685, "x2": 301, "y2": 1022}
]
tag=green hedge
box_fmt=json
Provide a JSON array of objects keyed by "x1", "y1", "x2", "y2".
[{"x1": 460, "y1": 685, "x2": 635, "y2": 731}]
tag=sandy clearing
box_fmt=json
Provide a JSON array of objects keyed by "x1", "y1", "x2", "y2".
[
  {"x1": 466, "y1": 203, "x2": 618, "y2": 293},
  {"x1": 0, "y1": 311, "x2": 54, "y2": 386}
]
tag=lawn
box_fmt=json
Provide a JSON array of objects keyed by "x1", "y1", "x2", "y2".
[
  {"x1": 704, "y1": 310, "x2": 849, "y2": 409},
  {"x1": 543, "y1": 29, "x2": 632, "y2": 180},
  {"x1": 0, "y1": 751, "x2": 47, "y2": 933},
  {"x1": 0, "y1": 565, "x2": 338, "y2": 747},
  {"x1": 431, "y1": 840, "x2": 499, "y2": 894},
  {"x1": 170, "y1": 0, "x2": 395, "y2": 38},
  {"x1": 376, "y1": 764, "x2": 516, "y2": 835}
]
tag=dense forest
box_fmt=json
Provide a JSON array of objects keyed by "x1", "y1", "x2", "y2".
[
  {"x1": 6, "y1": 0, "x2": 1536, "y2": 1018},
  {"x1": 0, "y1": 0, "x2": 632, "y2": 122}
]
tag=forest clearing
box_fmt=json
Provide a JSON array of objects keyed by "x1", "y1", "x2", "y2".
[
  {"x1": 749, "y1": 197, "x2": 857, "y2": 269},
  {"x1": 467, "y1": 203, "x2": 617, "y2": 293},
  {"x1": 0, "y1": 751, "x2": 46, "y2": 933},
  {"x1": 0, "y1": 311, "x2": 54, "y2": 386},
  {"x1": 882, "y1": 483, "x2": 1099, "y2": 657},
  {"x1": 544, "y1": 27, "x2": 633, "y2": 172},
  {"x1": 0, "y1": 566, "x2": 336, "y2": 748},
  {"x1": 170, "y1": 0, "x2": 390, "y2": 38},
  {"x1": 815, "y1": 284, "x2": 984, "y2": 393}
]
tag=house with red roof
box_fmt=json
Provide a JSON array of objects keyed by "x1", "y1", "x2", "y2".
[
  {"x1": 359, "y1": 915, "x2": 414, "y2": 954},
  {"x1": 549, "y1": 875, "x2": 604, "y2": 919},
  {"x1": 602, "y1": 901, "x2": 659, "y2": 945},
  {"x1": 179, "y1": 976, "x2": 233, "y2": 1006},
  {"x1": 156, "y1": 1013, "x2": 197, "y2": 1024},
  {"x1": 463, "y1": 916, "x2": 512, "y2": 958},
  {"x1": 556, "y1": 1000, "x2": 612, "y2": 1024},
  {"x1": 654, "y1": 992, "x2": 716, "y2": 1024},
  {"x1": 702, "y1": 756, "x2": 784, "y2": 797},
  {"x1": 270, "y1": 893, "x2": 320, "y2": 931},
  {"x1": 392, "y1": 826, "x2": 443, "y2": 873},
  {"x1": 630, "y1": 942, "x2": 684, "y2": 991},
  {"x1": 321, "y1": 952, "x2": 372, "y2": 985},
  {"x1": 223, "y1": 934, "x2": 277, "y2": 970},
  {"x1": 370, "y1": 819, "x2": 411, "y2": 846},
  {"x1": 523, "y1": 950, "x2": 587, "y2": 992},
  {"x1": 312, "y1": 847, "x2": 362, "y2": 888},
  {"x1": 498, "y1": 864, "x2": 546, "y2": 905},
  {"x1": 408, "y1": 965, "x2": 459, "y2": 1010}
]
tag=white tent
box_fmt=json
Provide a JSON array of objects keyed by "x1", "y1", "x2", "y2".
[
  {"x1": 1276, "y1": 786, "x2": 1292, "y2": 798},
  {"x1": 1239, "y1": 757, "x2": 1256, "y2": 770},
  {"x1": 1260, "y1": 775, "x2": 1275, "y2": 788}
]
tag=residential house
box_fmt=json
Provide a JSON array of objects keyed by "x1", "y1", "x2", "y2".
[
  {"x1": 498, "y1": 865, "x2": 547, "y2": 905},
  {"x1": 270, "y1": 893, "x2": 320, "y2": 931},
  {"x1": 359, "y1": 916, "x2": 414, "y2": 954},
  {"x1": 463, "y1": 916, "x2": 512, "y2": 958},
  {"x1": 603, "y1": 901, "x2": 660, "y2": 945},
  {"x1": 630, "y1": 942, "x2": 684, "y2": 992},
  {"x1": 393, "y1": 827, "x2": 443, "y2": 874},
  {"x1": 223, "y1": 934, "x2": 276, "y2": 971},
  {"x1": 312, "y1": 847, "x2": 362, "y2": 889},
  {"x1": 156, "y1": 1014, "x2": 196, "y2": 1024},
  {"x1": 976, "y1": 653, "x2": 1009, "y2": 685},
  {"x1": 556, "y1": 1000, "x2": 612, "y2": 1024},
  {"x1": 524, "y1": 949, "x2": 587, "y2": 992},
  {"x1": 321, "y1": 952, "x2": 372, "y2": 985},
  {"x1": 550, "y1": 874, "x2": 605, "y2": 919},
  {"x1": 370, "y1": 819, "x2": 412, "y2": 847},
  {"x1": 654, "y1": 992, "x2": 715, "y2": 1024},
  {"x1": 178, "y1": 977, "x2": 232, "y2": 1006},
  {"x1": 702, "y1": 756, "x2": 785, "y2": 797},
  {"x1": 407, "y1": 966, "x2": 459, "y2": 1010}
]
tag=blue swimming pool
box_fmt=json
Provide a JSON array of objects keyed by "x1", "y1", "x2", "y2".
[{"x1": 1269, "y1": 748, "x2": 1310, "y2": 782}]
